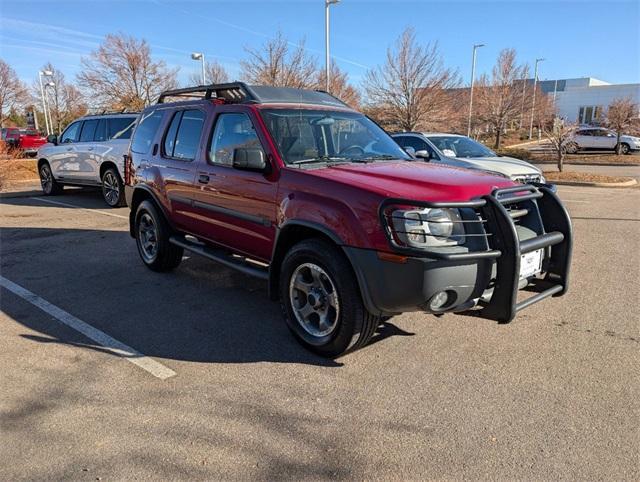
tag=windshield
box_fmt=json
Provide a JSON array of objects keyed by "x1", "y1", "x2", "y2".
[
  {"x1": 260, "y1": 109, "x2": 411, "y2": 165},
  {"x1": 427, "y1": 135, "x2": 495, "y2": 158}
]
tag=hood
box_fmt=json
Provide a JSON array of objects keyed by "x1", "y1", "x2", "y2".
[
  {"x1": 621, "y1": 134, "x2": 640, "y2": 142},
  {"x1": 435, "y1": 155, "x2": 541, "y2": 177},
  {"x1": 299, "y1": 160, "x2": 514, "y2": 202}
]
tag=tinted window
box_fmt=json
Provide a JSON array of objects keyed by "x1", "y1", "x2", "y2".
[
  {"x1": 79, "y1": 120, "x2": 98, "y2": 142},
  {"x1": 108, "y1": 117, "x2": 136, "y2": 140},
  {"x1": 94, "y1": 119, "x2": 107, "y2": 142},
  {"x1": 60, "y1": 121, "x2": 81, "y2": 143},
  {"x1": 210, "y1": 113, "x2": 261, "y2": 166},
  {"x1": 172, "y1": 110, "x2": 205, "y2": 160},
  {"x1": 131, "y1": 110, "x2": 164, "y2": 154},
  {"x1": 163, "y1": 111, "x2": 182, "y2": 157}
]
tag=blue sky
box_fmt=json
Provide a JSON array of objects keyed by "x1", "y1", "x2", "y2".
[{"x1": 1, "y1": 0, "x2": 639, "y2": 89}]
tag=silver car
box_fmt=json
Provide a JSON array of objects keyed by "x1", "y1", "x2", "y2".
[
  {"x1": 393, "y1": 132, "x2": 545, "y2": 184},
  {"x1": 565, "y1": 127, "x2": 640, "y2": 154},
  {"x1": 36, "y1": 113, "x2": 138, "y2": 207}
]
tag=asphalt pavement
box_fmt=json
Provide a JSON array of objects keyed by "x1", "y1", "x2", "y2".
[{"x1": 0, "y1": 186, "x2": 638, "y2": 480}]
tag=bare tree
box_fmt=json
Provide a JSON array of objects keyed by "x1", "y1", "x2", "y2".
[
  {"x1": 188, "y1": 60, "x2": 229, "y2": 85},
  {"x1": 474, "y1": 49, "x2": 528, "y2": 148},
  {"x1": 77, "y1": 34, "x2": 179, "y2": 111},
  {"x1": 362, "y1": 27, "x2": 459, "y2": 132},
  {"x1": 316, "y1": 61, "x2": 360, "y2": 108},
  {"x1": 606, "y1": 97, "x2": 639, "y2": 154},
  {"x1": 241, "y1": 31, "x2": 317, "y2": 88},
  {"x1": 0, "y1": 59, "x2": 29, "y2": 128},
  {"x1": 33, "y1": 63, "x2": 88, "y2": 134}
]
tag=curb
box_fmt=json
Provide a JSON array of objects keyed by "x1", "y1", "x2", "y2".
[
  {"x1": 549, "y1": 178, "x2": 638, "y2": 188},
  {"x1": 531, "y1": 161, "x2": 640, "y2": 167}
]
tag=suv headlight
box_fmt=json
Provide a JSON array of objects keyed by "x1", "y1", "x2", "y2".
[{"x1": 387, "y1": 207, "x2": 465, "y2": 248}]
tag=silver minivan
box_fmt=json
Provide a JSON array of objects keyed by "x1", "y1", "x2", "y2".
[{"x1": 37, "y1": 113, "x2": 138, "y2": 207}]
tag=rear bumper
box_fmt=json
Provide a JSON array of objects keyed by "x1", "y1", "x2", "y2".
[{"x1": 349, "y1": 185, "x2": 572, "y2": 321}]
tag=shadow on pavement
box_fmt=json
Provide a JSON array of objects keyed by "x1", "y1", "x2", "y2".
[{"x1": 0, "y1": 225, "x2": 409, "y2": 368}]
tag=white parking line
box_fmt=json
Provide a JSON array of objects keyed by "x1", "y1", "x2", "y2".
[
  {"x1": 0, "y1": 275, "x2": 176, "y2": 380},
  {"x1": 28, "y1": 197, "x2": 128, "y2": 220}
]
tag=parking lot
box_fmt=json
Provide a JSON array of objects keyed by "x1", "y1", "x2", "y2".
[{"x1": 1, "y1": 185, "x2": 638, "y2": 480}]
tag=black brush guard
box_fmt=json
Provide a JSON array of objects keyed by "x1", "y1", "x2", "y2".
[
  {"x1": 480, "y1": 185, "x2": 572, "y2": 322},
  {"x1": 380, "y1": 184, "x2": 572, "y2": 322}
]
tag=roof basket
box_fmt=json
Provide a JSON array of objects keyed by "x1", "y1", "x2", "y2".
[
  {"x1": 157, "y1": 82, "x2": 259, "y2": 104},
  {"x1": 157, "y1": 82, "x2": 348, "y2": 108}
]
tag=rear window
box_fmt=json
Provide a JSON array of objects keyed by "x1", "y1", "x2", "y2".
[
  {"x1": 108, "y1": 117, "x2": 136, "y2": 140},
  {"x1": 131, "y1": 111, "x2": 164, "y2": 154}
]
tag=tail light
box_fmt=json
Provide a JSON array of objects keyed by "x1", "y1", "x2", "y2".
[{"x1": 123, "y1": 153, "x2": 132, "y2": 184}]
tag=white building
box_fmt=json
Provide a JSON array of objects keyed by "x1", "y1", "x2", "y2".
[{"x1": 534, "y1": 77, "x2": 640, "y2": 125}]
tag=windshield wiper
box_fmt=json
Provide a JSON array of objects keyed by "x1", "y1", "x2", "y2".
[
  {"x1": 290, "y1": 156, "x2": 348, "y2": 166},
  {"x1": 354, "y1": 154, "x2": 398, "y2": 162}
]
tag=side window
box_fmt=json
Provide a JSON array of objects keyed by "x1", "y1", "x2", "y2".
[
  {"x1": 60, "y1": 121, "x2": 81, "y2": 143},
  {"x1": 79, "y1": 119, "x2": 98, "y2": 142},
  {"x1": 131, "y1": 110, "x2": 164, "y2": 154},
  {"x1": 108, "y1": 117, "x2": 136, "y2": 140},
  {"x1": 163, "y1": 111, "x2": 182, "y2": 157},
  {"x1": 94, "y1": 119, "x2": 107, "y2": 142},
  {"x1": 404, "y1": 136, "x2": 436, "y2": 158},
  {"x1": 394, "y1": 136, "x2": 407, "y2": 148},
  {"x1": 172, "y1": 110, "x2": 205, "y2": 160},
  {"x1": 209, "y1": 113, "x2": 261, "y2": 166}
]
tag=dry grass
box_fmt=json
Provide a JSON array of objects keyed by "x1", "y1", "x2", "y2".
[
  {"x1": 0, "y1": 158, "x2": 39, "y2": 191},
  {"x1": 543, "y1": 170, "x2": 634, "y2": 184}
]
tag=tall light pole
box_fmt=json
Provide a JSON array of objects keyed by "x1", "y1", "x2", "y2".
[
  {"x1": 467, "y1": 43, "x2": 484, "y2": 137},
  {"x1": 191, "y1": 52, "x2": 206, "y2": 84},
  {"x1": 528, "y1": 57, "x2": 544, "y2": 140},
  {"x1": 325, "y1": 0, "x2": 340, "y2": 92},
  {"x1": 44, "y1": 81, "x2": 55, "y2": 135},
  {"x1": 38, "y1": 70, "x2": 53, "y2": 135}
]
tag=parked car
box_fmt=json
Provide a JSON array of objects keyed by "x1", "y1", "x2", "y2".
[
  {"x1": 393, "y1": 132, "x2": 546, "y2": 184},
  {"x1": 37, "y1": 113, "x2": 138, "y2": 206},
  {"x1": 564, "y1": 127, "x2": 640, "y2": 154},
  {"x1": 1, "y1": 127, "x2": 47, "y2": 157},
  {"x1": 125, "y1": 83, "x2": 572, "y2": 358}
]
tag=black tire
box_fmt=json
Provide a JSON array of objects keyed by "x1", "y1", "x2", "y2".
[
  {"x1": 101, "y1": 167, "x2": 126, "y2": 207},
  {"x1": 134, "y1": 200, "x2": 183, "y2": 272},
  {"x1": 279, "y1": 238, "x2": 380, "y2": 358},
  {"x1": 565, "y1": 142, "x2": 578, "y2": 154},
  {"x1": 620, "y1": 143, "x2": 631, "y2": 155},
  {"x1": 39, "y1": 161, "x2": 63, "y2": 195}
]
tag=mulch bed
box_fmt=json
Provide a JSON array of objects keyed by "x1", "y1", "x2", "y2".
[{"x1": 542, "y1": 171, "x2": 634, "y2": 184}]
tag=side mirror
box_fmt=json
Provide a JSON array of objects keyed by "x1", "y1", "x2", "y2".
[
  {"x1": 46, "y1": 134, "x2": 58, "y2": 145},
  {"x1": 414, "y1": 149, "x2": 431, "y2": 160},
  {"x1": 233, "y1": 147, "x2": 267, "y2": 172}
]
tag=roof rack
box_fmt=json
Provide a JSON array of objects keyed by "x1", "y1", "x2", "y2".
[
  {"x1": 83, "y1": 109, "x2": 140, "y2": 117},
  {"x1": 157, "y1": 82, "x2": 348, "y2": 108}
]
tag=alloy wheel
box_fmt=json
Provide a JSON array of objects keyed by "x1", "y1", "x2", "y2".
[
  {"x1": 138, "y1": 212, "x2": 159, "y2": 263},
  {"x1": 289, "y1": 262, "x2": 340, "y2": 338},
  {"x1": 103, "y1": 171, "x2": 120, "y2": 206},
  {"x1": 40, "y1": 165, "x2": 53, "y2": 194}
]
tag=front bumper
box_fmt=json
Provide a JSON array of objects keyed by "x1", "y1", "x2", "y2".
[{"x1": 349, "y1": 185, "x2": 572, "y2": 322}]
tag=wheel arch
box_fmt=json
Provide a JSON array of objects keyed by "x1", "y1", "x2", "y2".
[
  {"x1": 128, "y1": 186, "x2": 172, "y2": 238},
  {"x1": 99, "y1": 160, "x2": 120, "y2": 180},
  {"x1": 268, "y1": 220, "x2": 380, "y2": 315}
]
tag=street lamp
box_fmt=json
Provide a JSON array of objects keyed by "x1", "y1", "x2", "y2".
[
  {"x1": 191, "y1": 52, "x2": 206, "y2": 85},
  {"x1": 528, "y1": 57, "x2": 545, "y2": 140},
  {"x1": 467, "y1": 43, "x2": 484, "y2": 137},
  {"x1": 38, "y1": 70, "x2": 54, "y2": 135},
  {"x1": 44, "y1": 81, "x2": 55, "y2": 135},
  {"x1": 325, "y1": 0, "x2": 340, "y2": 92}
]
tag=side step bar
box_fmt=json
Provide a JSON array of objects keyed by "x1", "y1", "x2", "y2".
[{"x1": 169, "y1": 236, "x2": 269, "y2": 280}]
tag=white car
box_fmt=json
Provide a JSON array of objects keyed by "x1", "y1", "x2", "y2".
[
  {"x1": 37, "y1": 113, "x2": 138, "y2": 207},
  {"x1": 565, "y1": 127, "x2": 640, "y2": 155},
  {"x1": 392, "y1": 132, "x2": 545, "y2": 184}
]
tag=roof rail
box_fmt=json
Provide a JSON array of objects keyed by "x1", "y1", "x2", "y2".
[
  {"x1": 157, "y1": 82, "x2": 258, "y2": 104},
  {"x1": 84, "y1": 109, "x2": 140, "y2": 117},
  {"x1": 157, "y1": 82, "x2": 349, "y2": 108}
]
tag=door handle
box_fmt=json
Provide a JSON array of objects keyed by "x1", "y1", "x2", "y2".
[
  {"x1": 198, "y1": 174, "x2": 210, "y2": 184},
  {"x1": 66, "y1": 148, "x2": 73, "y2": 151},
  {"x1": 87, "y1": 147, "x2": 94, "y2": 151}
]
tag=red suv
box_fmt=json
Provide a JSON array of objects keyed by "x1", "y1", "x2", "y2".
[
  {"x1": 125, "y1": 83, "x2": 572, "y2": 357},
  {"x1": 1, "y1": 127, "x2": 47, "y2": 157}
]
